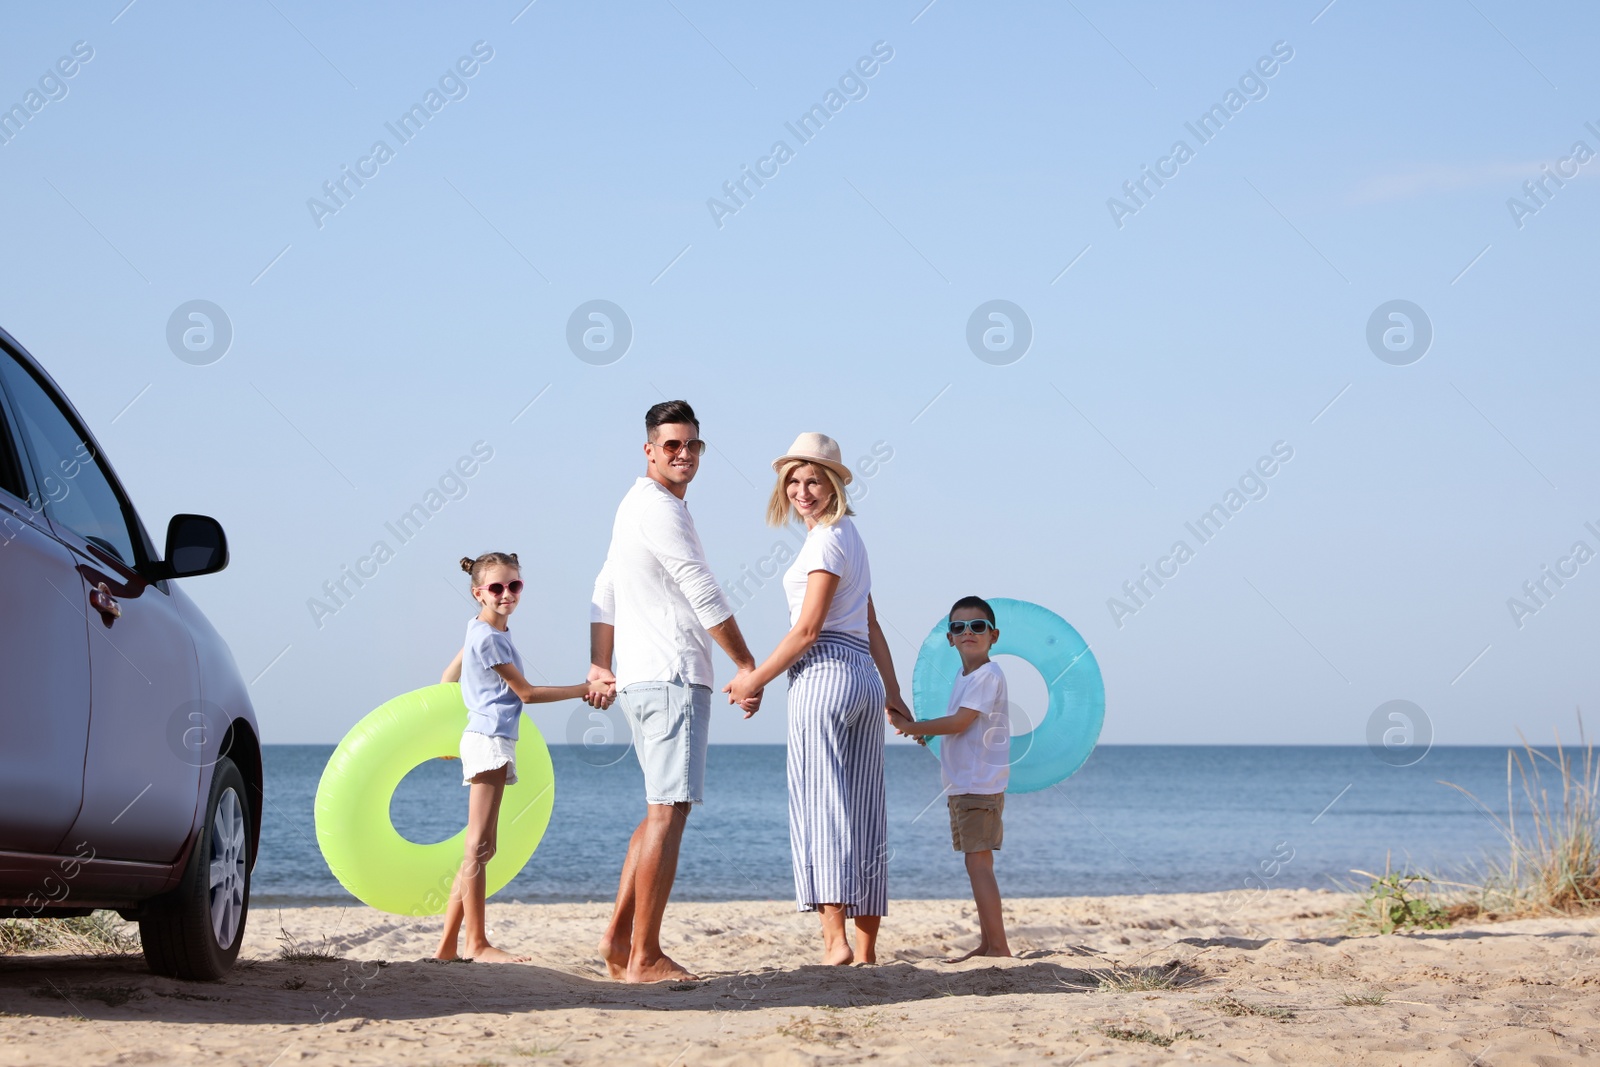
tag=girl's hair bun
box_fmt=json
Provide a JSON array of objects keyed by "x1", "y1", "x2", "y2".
[{"x1": 461, "y1": 551, "x2": 522, "y2": 587}]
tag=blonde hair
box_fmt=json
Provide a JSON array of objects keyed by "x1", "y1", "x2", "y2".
[
  {"x1": 460, "y1": 552, "x2": 520, "y2": 589},
  {"x1": 766, "y1": 459, "x2": 853, "y2": 527}
]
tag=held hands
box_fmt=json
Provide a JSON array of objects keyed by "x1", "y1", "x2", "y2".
[
  {"x1": 722, "y1": 667, "x2": 764, "y2": 718},
  {"x1": 584, "y1": 665, "x2": 617, "y2": 709},
  {"x1": 886, "y1": 695, "x2": 928, "y2": 746}
]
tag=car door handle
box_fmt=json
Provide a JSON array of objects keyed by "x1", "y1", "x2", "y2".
[{"x1": 90, "y1": 581, "x2": 122, "y2": 619}]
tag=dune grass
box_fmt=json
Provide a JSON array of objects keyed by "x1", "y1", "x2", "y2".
[
  {"x1": 276, "y1": 927, "x2": 342, "y2": 962},
  {"x1": 1205, "y1": 994, "x2": 1295, "y2": 1020},
  {"x1": 1096, "y1": 1024, "x2": 1200, "y2": 1047},
  {"x1": 1442, "y1": 713, "x2": 1599, "y2": 918},
  {"x1": 1094, "y1": 960, "x2": 1194, "y2": 992},
  {"x1": 0, "y1": 912, "x2": 140, "y2": 956}
]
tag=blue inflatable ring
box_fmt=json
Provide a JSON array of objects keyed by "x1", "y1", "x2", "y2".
[{"x1": 909, "y1": 598, "x2": 1104, "y2": 793}]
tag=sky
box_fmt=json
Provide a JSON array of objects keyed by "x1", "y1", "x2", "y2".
[{"x1": 2, "y1": 0, "x2": 1595, "y2": 748}]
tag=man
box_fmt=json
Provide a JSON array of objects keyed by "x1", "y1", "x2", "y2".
[{"x1": 588, "y1": 399, "x2": 761, "y2": 983}]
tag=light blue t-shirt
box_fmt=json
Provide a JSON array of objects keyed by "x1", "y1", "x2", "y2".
[{"x1": 461, "y1": 617, "x2": 523, "y2": 740}]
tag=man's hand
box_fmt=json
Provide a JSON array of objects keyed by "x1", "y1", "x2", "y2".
[
  {"x1": 723, "y1": 667, "x2": 763, "y2": 717},
  {"x1": 585, "y1": 665, "x2": 617, "y2": 709}
]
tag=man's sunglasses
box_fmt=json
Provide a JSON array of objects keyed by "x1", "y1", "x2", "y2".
[
  {"x1": 652, "y1": 438, "x2": 706, "y2": 457},
  {"x1": 474, "y1": 580, "x2": 524, "y2": 597},
  {"x1": 948, "y1": 619, "x2": 996, "y2": 635}
]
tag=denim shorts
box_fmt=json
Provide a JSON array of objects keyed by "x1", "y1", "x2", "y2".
[{"x1": 619, "y1": 679, "x2": 711, "y2": 805}]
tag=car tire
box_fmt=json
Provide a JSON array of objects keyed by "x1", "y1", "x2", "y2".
[{"x1": 139, "y1": 756, "x2": 252, "y2": 980}]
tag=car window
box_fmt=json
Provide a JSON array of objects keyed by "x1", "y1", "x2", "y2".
[
  {"x1": 0, "y1": 354, "x2": 139, "y2": 566},
  {"x1": 0, "y1": 393, "x2": 28, "y2": 503}
]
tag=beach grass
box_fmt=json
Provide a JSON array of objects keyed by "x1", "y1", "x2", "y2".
[
  {"x1": 0, "y1": 912, "x2": 139, "y2": 956},
  {"x1": 275, "y1": 928, "x2": 342, "y2": 963},
  {"x1": 1093, "y1": 959, "x2": 1200, "y2": 992},
  {"x1": 1442, "y1": 713, "x2": 1599, "y2": 918},
  {"x1": 1338, "y1": 989, "x2": 1386, "y2": 1006},
  {"x1": 1096, "y1": 1024, "x2": 1200, "y2": 1047},
  {"x1": 1205, "y1": 994, "x2": 1295, "y2": 1020}
]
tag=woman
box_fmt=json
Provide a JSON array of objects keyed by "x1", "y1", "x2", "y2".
[{"x1": 725, "y1": 432, "x2": 910, "y2": 965}]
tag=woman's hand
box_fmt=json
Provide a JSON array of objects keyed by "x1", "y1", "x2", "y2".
[
  {"x1": 723, "y1": 668, "x2": 763, "y2": 713},
  {"x1": 887, "y1": 702, "x2": 928, "y2": 746},
  {"x1": 885, "y1": 690, "x2": 912, "y2": 721}
]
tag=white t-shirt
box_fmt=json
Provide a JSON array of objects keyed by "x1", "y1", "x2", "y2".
[
  {"x1": 940, "y1": 660, "x2": 1010, "y2": 795},
  {"x1": 782, "y1": 516, "x2": 871, "y2": 639},
  {"x1": 590, "y1": 477, "x2": 733, "y2": 689}
]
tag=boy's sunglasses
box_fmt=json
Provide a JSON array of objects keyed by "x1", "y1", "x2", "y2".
[
  {"x1": 948, "y1": 619, "x2": 996, "y2": 635},
  {"x1": 652, "y1": 438, "x2": 706, "y2": 457},
  {"x1": 474, "y1": 580, "x2": 524, "y2": 597}
]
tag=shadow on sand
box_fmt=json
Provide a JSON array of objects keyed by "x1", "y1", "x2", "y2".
[{"x1": 0, "y1": 953, "x2": 1104, "y2": 1025}]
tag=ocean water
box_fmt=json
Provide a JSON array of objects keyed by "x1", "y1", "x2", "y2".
[{"x1": 253, "y1": 744, "x2": 1522, "y2": 907}]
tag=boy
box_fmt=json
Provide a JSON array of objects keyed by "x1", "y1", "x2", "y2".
[{"x1": 888, "y1": 595, "x2": 1011, "y2": 961}]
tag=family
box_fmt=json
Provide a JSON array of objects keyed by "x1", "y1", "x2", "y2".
[{"x1": 435, "y1": 401, "x2": 1013, "y2": 980}]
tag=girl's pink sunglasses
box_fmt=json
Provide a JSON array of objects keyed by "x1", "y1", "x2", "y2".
[{"x1": 474, "y1": 580, "x2": 523, "y2": 597}]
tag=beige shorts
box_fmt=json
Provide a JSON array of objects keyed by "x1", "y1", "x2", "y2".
[{"x1": 948, "y1": 792, "x2": 1004, "y2": 853}]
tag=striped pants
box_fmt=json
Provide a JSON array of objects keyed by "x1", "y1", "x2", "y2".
[{"x1": 786, "y1": 632, "x2": 889, "y2": 916}]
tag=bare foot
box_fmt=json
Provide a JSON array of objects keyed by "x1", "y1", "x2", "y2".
[
  {"x1": 823, "y1": 942, "x2": 855, "y2": 966},
  {"x1": 598, "y1": 934, "x2": 630, "y2": 980},
  {"x1": 626, "y1": 953, "x2": 699, "y2": 983},
  {"x1": 466, "y1": 944, "x2": 531, "y2": 964},
  {"x1": 432, "y1": 946, "x2": 458, "y2": 961},
  {"x1": 852, "y1": 949, "x2": 877, "y2": 965}
]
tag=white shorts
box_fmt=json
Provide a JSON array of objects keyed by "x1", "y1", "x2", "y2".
[{"x1": 459, "y1": 730, "x2": 518, "y2": 785}]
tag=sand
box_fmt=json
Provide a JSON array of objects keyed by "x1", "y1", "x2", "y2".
[{"x1": 1, "y1": 889, "x2": 1596, "y2": 1065}]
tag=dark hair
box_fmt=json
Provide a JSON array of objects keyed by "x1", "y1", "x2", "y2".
[
  {"x1": 460, "y1": 552, "x2": 520, "y2": 588},
  {"x1": 645, "y1": 400, "x2": 699, "y2": 441},
  {"x1": 948, "y1": 595, "x2": 995, "y2": 625}
]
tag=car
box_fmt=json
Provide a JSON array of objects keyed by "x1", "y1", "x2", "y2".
[{"x1": 0, "y1": 326, "x2": 262, "y2": 981}]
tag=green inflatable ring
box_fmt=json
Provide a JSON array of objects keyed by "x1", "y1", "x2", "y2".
[{"x1": 314, "y1": 683, "x2": 555, "y2": 916}]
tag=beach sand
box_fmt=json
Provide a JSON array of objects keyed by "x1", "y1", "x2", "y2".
[{"x1": 1, "y1": 889, "x2": 1596, "y2": 1065}]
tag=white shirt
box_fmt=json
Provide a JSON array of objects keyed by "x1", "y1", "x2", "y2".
[
  {"x1": 590, "y1": 477, "x2": 733, "y2": 689},
  {"x1": 940, "y1": 660, "x2": 1010, "y2": 795},
  {"x1": 783, "y1": 516, "x2": 871, "y2": 638}
]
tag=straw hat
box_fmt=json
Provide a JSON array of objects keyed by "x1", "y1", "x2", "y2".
[{"x1": 771, "y1": 432, "x2": 853, "y2": 485}]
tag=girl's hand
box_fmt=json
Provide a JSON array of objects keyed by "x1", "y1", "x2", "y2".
[{"x1": 584, "y1": 679, "x2": 615, "y2": 708}]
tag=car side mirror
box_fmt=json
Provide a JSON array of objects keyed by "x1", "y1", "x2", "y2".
[{"x1": 149, "y1": 514, "x2": 228, "y2": 580}]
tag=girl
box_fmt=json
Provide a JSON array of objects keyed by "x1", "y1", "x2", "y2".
[{"x1": 436, "y1": 551, "x2": 610, "y2": 963}]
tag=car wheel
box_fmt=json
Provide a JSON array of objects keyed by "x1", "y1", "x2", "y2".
[{"x1": 139, "y1": 756, "x2": 252, "y2": 980}]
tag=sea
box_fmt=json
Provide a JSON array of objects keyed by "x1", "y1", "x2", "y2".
[{"x1": 253, "y1": 744, "x2": 1523, "y2": 908}]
